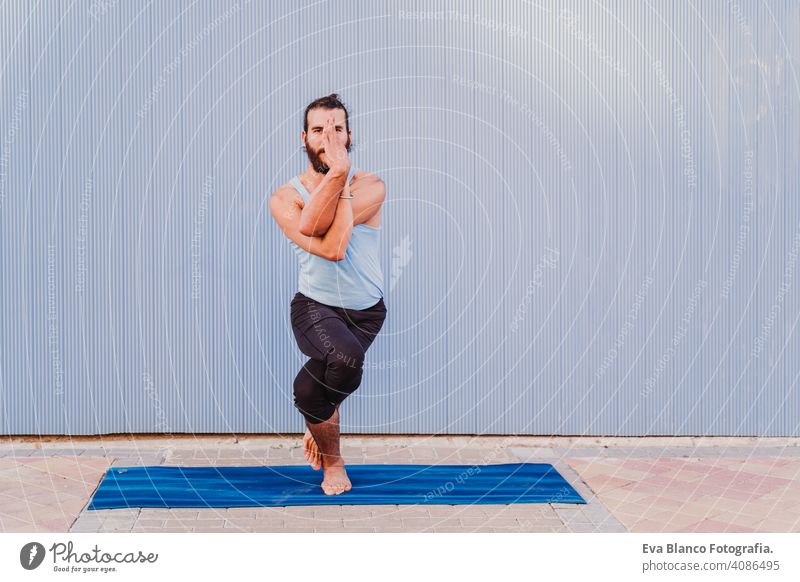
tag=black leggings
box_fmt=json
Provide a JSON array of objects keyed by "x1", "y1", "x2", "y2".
[{"x1": 290, "y1": 291, "x2": 387, "y2": 424}]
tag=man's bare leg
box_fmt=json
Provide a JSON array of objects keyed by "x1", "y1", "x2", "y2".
[
  {"x1": 304, "y1": 403, "x2": 351, "y2": 495},
  {"x1": 303, "y1": 402, "x2": 339, "y2": 471}
]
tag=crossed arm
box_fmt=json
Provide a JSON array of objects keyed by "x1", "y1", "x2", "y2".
[
  {"x1": 298, "y1": 168, "x2": 348, "y2": 237},
  {"x1": 270, "y1": 173, "x2": 386, "y2": 262},
  {"x1": 269, "y1": 184, "x2": 354, "y2": 262},
  {"x1": 299, "y1": 114, "x2": 351, "y2": 237},
  {"x1": 300, "y1": 173, "x2": 386, "y2": 237}
]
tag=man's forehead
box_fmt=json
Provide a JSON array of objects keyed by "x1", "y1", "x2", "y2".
[{"x1": 307, "y1": 108, "x2": 346, "y2": 126}]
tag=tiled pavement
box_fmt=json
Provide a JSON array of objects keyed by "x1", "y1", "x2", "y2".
[{"x1": 1, "y1": 436, "x2": 799, "y2": 533}]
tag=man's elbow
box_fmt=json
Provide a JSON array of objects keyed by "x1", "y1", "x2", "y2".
[
  {"x1": 299, "y1": 224, "x2": 318, "y2": 237},
  {"x1": 300, "y1": 222, "x2": 330, "y2": 237},
  {"x1": 299, "y1": 205, "x2": 336, "y2": 236},
  {"x1": 323, "y1": 245, "x2": 346, "y2": 262}
]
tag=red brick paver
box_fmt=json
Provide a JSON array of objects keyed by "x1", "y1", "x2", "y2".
[
  {"x1": 568, "y1": 456, "x2": 800, "y2": 533},
  {"x1": 0, "y1": 456, "x2": 111, "y2": 532}
]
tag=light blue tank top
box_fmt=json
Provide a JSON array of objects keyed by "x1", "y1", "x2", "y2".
[{"x1": 288, "y1": 166, "x2": 384, "y2": 310}]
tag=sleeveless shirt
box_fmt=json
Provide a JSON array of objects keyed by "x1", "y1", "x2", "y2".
[{"x1": 287, "y1": 166, "x2": 384, "y2": 310}]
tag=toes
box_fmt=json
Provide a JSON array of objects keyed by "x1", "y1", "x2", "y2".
[{"x1": 321, "y1": 481, "x2": 348, "y2": 495}]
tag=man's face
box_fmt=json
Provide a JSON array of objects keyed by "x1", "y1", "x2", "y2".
[{"x1": 303, "y1": 107, "x2": 352, "y2": 174}]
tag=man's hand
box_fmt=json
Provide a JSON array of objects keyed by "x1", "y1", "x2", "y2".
[{"x1": 323, "y1": 114, "x2": 350, "y2": 173}]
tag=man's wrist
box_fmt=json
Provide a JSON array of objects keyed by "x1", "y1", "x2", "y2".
[{"x1": 328, "y1": 162, "x2": 350, "y2": 176}]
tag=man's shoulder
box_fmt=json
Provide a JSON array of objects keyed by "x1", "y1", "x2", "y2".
[
  {"x1": 270, "y1": 182, "x2": 303, "y2": 208},
  {"x1": 353, "y1": 168, "x2": 381, "y2": 181},
  {"x1": 352, "y1": 169, "x2": 385, "y2": 195},
  {"x1": 272, "y1": 180, "x2": 301, "y2": 197}
]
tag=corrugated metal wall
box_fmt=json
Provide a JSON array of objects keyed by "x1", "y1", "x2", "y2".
[{"x1": 1, "y1": 1, "x2": 798, "y2": 436}]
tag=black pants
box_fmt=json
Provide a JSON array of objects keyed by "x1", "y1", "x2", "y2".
[{"x1": 290, "y1": 291, "x2": 387, "y2": 424}]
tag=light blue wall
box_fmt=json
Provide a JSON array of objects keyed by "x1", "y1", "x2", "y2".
[{"x1": 1, "y1": 1, "x2": 798, "y2": 435}]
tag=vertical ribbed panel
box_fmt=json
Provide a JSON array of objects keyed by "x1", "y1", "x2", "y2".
[{"x1": 1, "y1": 1, "x2": 798, "y2": 435}]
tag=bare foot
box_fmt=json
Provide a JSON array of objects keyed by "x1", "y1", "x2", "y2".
[
  {"x1": 321, "y1": 461, "x2": 352, "y2": 495},
  {"x1": 303, "y1": 429, "x2": 321, "y2": 470}
]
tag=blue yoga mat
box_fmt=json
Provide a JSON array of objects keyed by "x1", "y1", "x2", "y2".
[{"x1": 88, "y1": 463, "x2": 585, "y2": 509}]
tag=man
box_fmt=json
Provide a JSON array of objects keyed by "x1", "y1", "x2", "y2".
[{"x1": 269, "y1": 94, "x2": 387, "y2": 495}]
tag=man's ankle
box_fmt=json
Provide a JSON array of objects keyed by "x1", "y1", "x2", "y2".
[{"x1": 322, "y1": 456, "x2": 344, "y2": 468}]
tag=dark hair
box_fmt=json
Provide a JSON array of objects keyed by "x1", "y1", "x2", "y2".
[{"x1": 303, "y1": 93, "x2": 350, "y2": 133}]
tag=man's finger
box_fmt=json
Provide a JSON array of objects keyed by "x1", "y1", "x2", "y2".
[{"x1": 322, "y1": 123, "x2": 331, "y2": 146}]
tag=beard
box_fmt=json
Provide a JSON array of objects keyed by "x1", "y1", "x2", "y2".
[{"x1": 304, "y1": 135, "x2": 352, "y2": 174}]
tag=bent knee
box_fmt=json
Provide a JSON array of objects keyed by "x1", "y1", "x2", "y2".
[{"x1": 294, "y1": 399, "x2": 335, "y2": 424}]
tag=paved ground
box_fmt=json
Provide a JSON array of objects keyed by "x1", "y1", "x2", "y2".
[{"x1": 1, "y1": 436, "x2": 799, "y2": 533}]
